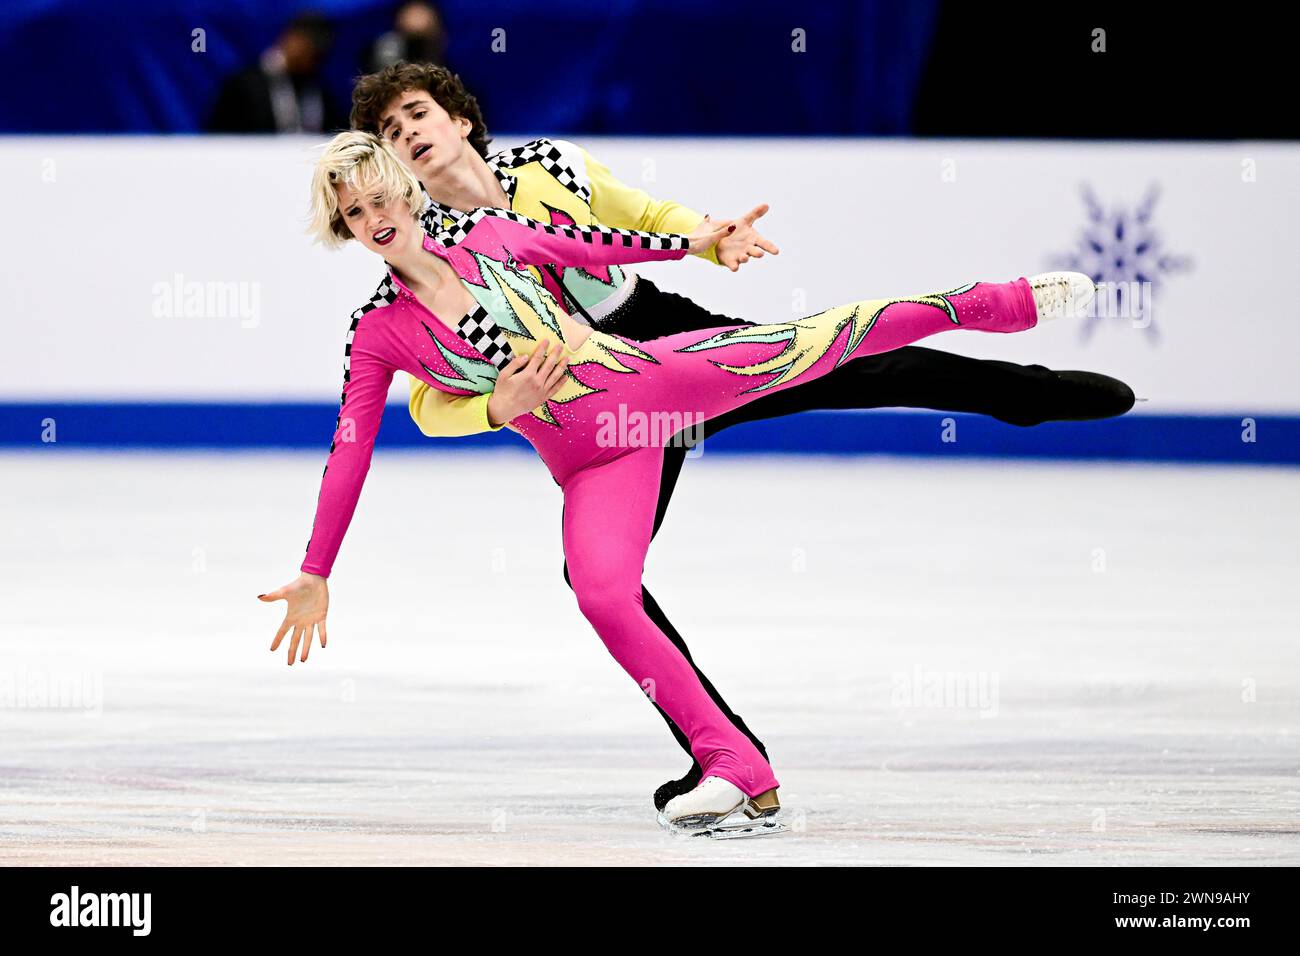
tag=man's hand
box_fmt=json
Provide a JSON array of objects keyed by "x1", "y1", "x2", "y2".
[
  {"x1": 260, "y1": 573, "x2": 329, "y2": 666},
  {"x1": 714, "y1": 203, "x2": 780, "y2": 272},
  {"x1": 486, "y1": 339, "x2": 571, "y2": 427}
]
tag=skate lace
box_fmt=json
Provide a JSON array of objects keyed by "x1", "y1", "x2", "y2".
[{"x1": 1033, "y1": 277, "x2": 1069, "y2": 313}]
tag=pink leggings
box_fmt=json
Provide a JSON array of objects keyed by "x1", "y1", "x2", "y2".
[{"x1": 515, "y1": 279, "x2": 1038, "y2": 796}]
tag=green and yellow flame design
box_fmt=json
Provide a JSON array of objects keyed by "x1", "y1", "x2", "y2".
[{"x1": 676, "y1": 284, "x2": 976, "y2": 393}]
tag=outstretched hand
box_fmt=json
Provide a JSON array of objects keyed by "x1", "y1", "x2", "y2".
[
  {"x1": 686, "y1": 216, "x2": 736, "y2": 254},
  {"x1": 714, "y1": 203, "x2": 780, "y2": 272},
  {"x1": 260, "y1": 572, "x2": 329, "y2": 665}
]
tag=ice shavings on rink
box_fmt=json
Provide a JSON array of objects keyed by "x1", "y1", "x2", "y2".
[{"x1": 1, "y1": 451, "x2": 1297, "y2": 865}]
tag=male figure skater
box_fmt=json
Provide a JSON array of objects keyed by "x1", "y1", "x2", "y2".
[{"x1": 348, "y1": 63, "x2": 1134, "y2": 811}]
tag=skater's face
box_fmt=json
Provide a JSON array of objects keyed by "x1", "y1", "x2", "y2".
[
  {"x1": 377, "y1": 92, "x2": 470, "y2": 181},
  {"x1": 334, "y1": 181, "x2": 413, "y2": 257}
]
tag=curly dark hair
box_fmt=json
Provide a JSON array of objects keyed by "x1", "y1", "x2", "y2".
[{"x1": 350, "y1": 62, "x2": 492, "y2": 158}]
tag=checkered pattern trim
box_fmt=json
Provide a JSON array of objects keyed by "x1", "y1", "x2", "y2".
[
  {"x1": 327, "y1": 276, "x2": 399, "y2": 455},
  {"x1": 349, "y1": 275, "x2": 399, "y2": 323},
  {"x1": 457, "y1": 304, "x2": 515, "y2": 370},
  {"x1": 419, "y1": 137, "x2": 586, "y2": 235},
  {"x1": 488, "y1": 153, "x2": 519, "y2": 204},
  {"x1": 420, "y1": 194, "x2": 455, "y2": 236},
  {"x1": 344, "y1": 276, "x2": 398, "y2": 382},
  {"x1": 431, "y1": 205, "x2": 689, "y2": 254},
  {"x1": 489, "y1": 138, "x2": 590, "y2": 205}
]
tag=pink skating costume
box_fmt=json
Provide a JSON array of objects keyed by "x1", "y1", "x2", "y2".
[{"x1": 301, "y1": 207, "x2": 1039, "y2": 798}]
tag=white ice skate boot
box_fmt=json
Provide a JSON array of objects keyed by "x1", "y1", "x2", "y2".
[
  {"x1": 658, "y1": 777, "x2": 787, "y2": 839},
  {"x1": 1027, "y1": 271, "x2": 1096, "y2": 322}
]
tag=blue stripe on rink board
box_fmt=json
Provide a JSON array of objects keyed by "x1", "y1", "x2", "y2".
[{"x1": 0, "y1": 403, "x2": 1297, "y2": 465}]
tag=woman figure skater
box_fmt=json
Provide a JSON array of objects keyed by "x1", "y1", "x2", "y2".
[{"x1": 259, "y1": 132, "x2": 1096, "y2": 835}]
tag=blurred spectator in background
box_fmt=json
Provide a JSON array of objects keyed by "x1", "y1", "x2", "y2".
[
  {"x1": 363, "y1": 1, "x2": 448, "y2": 73},
  {"x1": 208, "y1": 12, "x2": 346, "y2": 133}
]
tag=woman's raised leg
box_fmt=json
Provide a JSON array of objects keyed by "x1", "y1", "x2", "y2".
[{"x1": 630, "y1": 276, "x2": 1095, "y2": 437}]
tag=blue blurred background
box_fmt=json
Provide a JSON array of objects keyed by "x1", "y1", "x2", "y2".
[
  {"x1": 3, "y1": 0, "x2": 1298, "y2": 464},
  {"x1": 2, "y1": 0, "x2": 1295, "y2": 138}
]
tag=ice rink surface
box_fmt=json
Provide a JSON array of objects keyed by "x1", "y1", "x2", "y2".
[{"x1": 2, "y1": 449, "x2": 1298, "y2": 866}]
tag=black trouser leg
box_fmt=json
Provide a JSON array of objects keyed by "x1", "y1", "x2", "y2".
[{"x1": 694, "y1": 343, "x2": 1135, "y2": 436}]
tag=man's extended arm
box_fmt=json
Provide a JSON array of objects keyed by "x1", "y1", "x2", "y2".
[
  {"x1": 579, "y1": 144, "x2": 777, "y2": 271},
  {"x1": 580, "y1": 146, "x2": 721, "y2": 266}
]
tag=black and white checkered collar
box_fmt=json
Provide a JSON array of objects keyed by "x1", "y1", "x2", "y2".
[
  {"x1": 350, "y1": 274, "x2": 399, "y2": 321},
  {"x1": 420, "y1": 138, "x2": 589, "y2": 233},
  {"x1": 487, "y1": 153, "x2": 520, "y2": 204},
  {"x1": 490, "y1": 139, "x2": 590, "y2": 204}
]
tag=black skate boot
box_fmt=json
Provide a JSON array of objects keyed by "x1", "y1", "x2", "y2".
[{"x1": 653, "y1": 762, "x2": 703, "y2": 812}]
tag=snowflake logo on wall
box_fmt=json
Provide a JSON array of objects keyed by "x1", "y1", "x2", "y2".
[{"x1": 1048, "y1": 184, "x2": 1193, "y2": 343}]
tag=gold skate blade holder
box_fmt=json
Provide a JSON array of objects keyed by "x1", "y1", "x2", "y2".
[
  {"x1": 744, "y1": 788, "x2": 781, "y2": 819},
  {"x1": 659, "y1": 788, "x2": 788, "y2": 839}
]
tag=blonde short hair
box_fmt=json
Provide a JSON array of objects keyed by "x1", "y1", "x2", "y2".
[{"x1": 309, "y1": 130, "x2": 425, "y2": 247}]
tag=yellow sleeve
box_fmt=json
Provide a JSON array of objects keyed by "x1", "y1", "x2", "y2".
[
  {"x1": 407, "y1": 374, "x2": 505, "y2": 437},
  {"x1": 581, "y1": 146, "x2": 721, "y2": 266}
]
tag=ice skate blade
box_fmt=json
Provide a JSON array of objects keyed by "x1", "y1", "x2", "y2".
[
  {"x1": 657, "y1": 810, "x2": 790, "y2": 840},
  {"x1": 701, "y1": 819, "x2": 789, "y2": 840}
]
